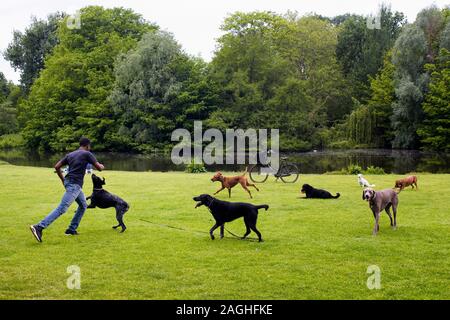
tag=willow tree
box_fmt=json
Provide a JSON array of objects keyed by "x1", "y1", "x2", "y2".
[
  {"x1": 109, "y1": 31, "x2": 218, "y2": 152},
  {"x1": 391, "y1": 6, "x2": 447, "y2": 149}
]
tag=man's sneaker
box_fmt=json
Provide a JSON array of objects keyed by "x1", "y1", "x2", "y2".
[
  {"x1": 65, "y1": 229, "x2": 79, "y2": 236},
  {"x1": 30, "y1": 225, "x2": 43, "y2": 242}
]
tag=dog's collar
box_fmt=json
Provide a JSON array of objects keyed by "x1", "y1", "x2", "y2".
[
  {"x1": 369, "y1": 192, "x2": 377, "y2": 204},
  {"x1": 207, "y1": 198, "x2": 215, "y2": 207}
]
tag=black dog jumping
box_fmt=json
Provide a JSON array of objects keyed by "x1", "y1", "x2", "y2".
[
  {"x1": 193, "y1": 194, "x2": 268, "y2": 242},
  {"x1": 87, "y1": 174, "x2": 130, "y2": 232}
]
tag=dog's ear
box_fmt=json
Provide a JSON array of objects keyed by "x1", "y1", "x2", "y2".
[
  {"x1": 362, "y1": 190, "x2": 365, "y2": 200},
  {"x1": 102, "y1": 177, "x2": 106, "y2": 185}
]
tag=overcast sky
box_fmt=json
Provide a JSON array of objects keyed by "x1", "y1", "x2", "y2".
[{"x1": 1, "y1": 0, "x2": 448, "y2": 83}]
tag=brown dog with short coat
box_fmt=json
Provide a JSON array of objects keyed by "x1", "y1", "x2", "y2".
[
  {"x1": 362, "y1": 188, "x2": 399, "y2": 235},
  {"x1": 211, "y1": 168, "x2": 259, "y2": 198},
  {"x1": 394, "y1": 175, "x2": 418, "y2": 191}
]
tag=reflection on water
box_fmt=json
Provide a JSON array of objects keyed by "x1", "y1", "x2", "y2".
[{"x1": 0, "y1": 149, "x2": 449, "y2": 174}]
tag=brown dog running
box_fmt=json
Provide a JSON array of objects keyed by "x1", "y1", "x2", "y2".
[
  {"x1": 211, "y1": 168, "x2": 259, "y2": 198},
  {"x1": 394, "y1": 175, "x2": 418, "y2": 191}
]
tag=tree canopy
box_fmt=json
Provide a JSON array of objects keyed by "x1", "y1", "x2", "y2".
[{"x1": 1, "y1": 4, "x2": 449, "y2": 153}]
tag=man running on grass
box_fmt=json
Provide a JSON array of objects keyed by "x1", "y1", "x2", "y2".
[{"x1": 30, "y1": 137, "x2": 105, "y2": 242}]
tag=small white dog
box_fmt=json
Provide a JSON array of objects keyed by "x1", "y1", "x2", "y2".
[{"x1": 358, "y1": 173, "x2": 375, "y2": 188}]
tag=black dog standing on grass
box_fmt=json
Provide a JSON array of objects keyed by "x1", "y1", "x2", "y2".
[
  {"x1": 301, "y1": 184, "x2": 340, "y2": 199},
  {"x1": 87, "y1": 174, "x2": 130, "y2": 232},
  {"x1": 193, "y1": 194, "x2": 268, "y2": 242}
]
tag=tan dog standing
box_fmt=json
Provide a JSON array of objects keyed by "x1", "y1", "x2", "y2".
[{"x1": 211, "y1": 168, "x2": 259, "y2": 198}]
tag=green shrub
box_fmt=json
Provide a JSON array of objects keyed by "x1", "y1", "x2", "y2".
[
  {"x1": 0, "y1": 134, "x2": 24, "y2": 149},
  {"x1": 346, "y1": 164, "x2": 363, "y2": 175},
  {"x1": 327, "y1": 140, "x2": 355, "y2": 149},
  {"x1": 185, "y1": 160, "x2": 207, "y2": 173},
  {"x1": 364, "y1": 166, "x2": 386, "y2": 175}
]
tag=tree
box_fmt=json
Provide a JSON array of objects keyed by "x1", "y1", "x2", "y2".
[
  {"x1": 390, "y1": 24, "x2": 428, "y2": 149},
  {"x1": 4, "y1": 13, "x2": 64, "y2": 92},
  {"x1": 108, "y1": 31, "x2": 218, "y2": 152},
  {"x1": 336, "y1": 5, "x2": 405, "y2": 101},
  {"x1": 418, "y1": 48, "x2": 450, "y2": 151},
  {"x1": 209, "y1": 11, "x2": 288, "y2": 130},
  {"x1": 367, "y1": 51, "x2": 395, "y2": 147},
  {"x1": 0, "y1": 72, "x2": 21, "y2": 135},
  {"x1": 391, "y1": 6, "x2": 448, "y2": 149},
  {"x1": 275, "y1": 15, "x2": 352, "y2": 123},
  {"x1": 415, "y1": 6, "x2": 445, "y2": 62},
  {"x1": 20, "y1": 6, "x2": 156, "y2": 152},
  {"x1": 0, "y1": 73, "x2": 9, "y2": 100},
  {"x1": 440, "y1": 21, "x2": 450, "y2": 50},
  {"x1": 209, "y1": 12, "x2": 351, "y2": 150}
]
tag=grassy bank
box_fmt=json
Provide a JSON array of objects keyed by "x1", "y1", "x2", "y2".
[{"x1": 0, "y1": 163, "x2": 449, "y2": 299}]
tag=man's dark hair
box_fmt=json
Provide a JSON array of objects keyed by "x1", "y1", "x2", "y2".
[{"x1": 79, "y1": 137, "x2": 91, "y2": 147}]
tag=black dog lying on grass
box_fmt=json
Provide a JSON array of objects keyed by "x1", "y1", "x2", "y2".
[
  {"x1": 87, "y1": 174, "x2": 130, "y2": 232},
  {"x1": 193, "y1": 194, "x2": 268, "y2": 242},
  {"x1": 301, "y1": 184, "x2": 340, "y2": 199}
]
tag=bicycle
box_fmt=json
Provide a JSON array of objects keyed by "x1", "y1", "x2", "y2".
[{"x1": 249, "y1": 156, "x2": 299, "y2": 183}]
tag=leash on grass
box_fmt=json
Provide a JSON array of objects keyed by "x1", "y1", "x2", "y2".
[
  {"x1": 224, "y1": 228, "x2": 260, "y2": 242},
  {"x1": 138, "y1": 218, "x2": 260, "y2": 241},
  {"x1": 139, "y1": 218, "x2": 207, "y2": 235}
]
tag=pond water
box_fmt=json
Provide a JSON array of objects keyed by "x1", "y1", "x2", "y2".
[{"x1": 0, "y1": 148, "x2": 449, "y2": 174}]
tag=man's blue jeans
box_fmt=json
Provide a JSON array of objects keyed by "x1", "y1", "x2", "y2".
[{"x1": 38, "y1": 182, "x2": 87, "y2": 231}]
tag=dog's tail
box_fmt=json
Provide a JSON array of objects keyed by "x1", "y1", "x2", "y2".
[
  {"x1": 332, "y1": 193, "x2": 340, "y2": 199},
  {"x1": 241, "y1": 166, "x2": 249, "y2": 176},
  {"x1": 369, "y1": 184, "x2": 375, "y2": 187},
  {"x1": 255, "y1": 204, "x2": 269, "y2": 211}
]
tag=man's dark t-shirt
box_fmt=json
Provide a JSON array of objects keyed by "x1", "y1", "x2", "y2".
[{"x1": 61, "y1": 149, "x2": 97, "y2": 187}]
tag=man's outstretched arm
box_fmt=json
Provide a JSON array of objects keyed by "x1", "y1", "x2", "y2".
[{"x1": 93, "y1": 162, "x2": 104, "y2": 171}]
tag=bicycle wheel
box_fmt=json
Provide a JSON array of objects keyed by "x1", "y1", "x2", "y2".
[
  {"x1": 249, "y1": 165, "x2": 269, "y2": 183},
  {"x1": 280, "y1": 163, "x2": 299, "y2": 183}
]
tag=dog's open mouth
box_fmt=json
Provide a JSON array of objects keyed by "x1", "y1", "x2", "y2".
[{"x1": 195, "y1": 202, "x2": 203, "y2": 208}]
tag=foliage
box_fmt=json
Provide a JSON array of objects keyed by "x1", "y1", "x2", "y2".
[
  {"x1": 3, "y1": 13, "x2": 64, "y2": 91},
  {"x1": 367, "y1": 51, "x2": 396, "y2": 147},
  {"x1": 346, "y1": 164, "x2": 363, "y2": 174},
  {"x1": 0, "y1": 73, "x2": 22, "y2": 135},
  {"x1": 20, "y1": 6, "x2": 156, "y2": 152},
  {"x1": 343, "y1": 102, "x2": 375, "y2": 147},
  {"x1": 330, "y1": 164, "x2": 386, "y2": 175},
  {"x1": 418, "y1": 48, "x2": 450, "y2": 151},
  {"x1": 185, "y1": 160, "x2": 207, "y2": 173},
  {"x1": 364, "y1": 165, "x2": 386, "y2": 175},
  {"x1": 209, "y1": 12, "x2": 351, "y2": 151},
  {"x1": 4, "y1": 5, "x2": 449, "y2": 153},
  {"x1": 390, "y1": 24, "x2": 428, "y2": 149},
  {"x1": 109, "y1": 31, "x2": 218, "y2": 152},
  {"x1": 0, "y1": 134, "x2": 24, "y2": 149},
  {"x1": 391, "y1": 6, "x2": 448, "y2": 149},
  {"x1": 336, "y1": 5, "x2": 405, "y2": 101}
]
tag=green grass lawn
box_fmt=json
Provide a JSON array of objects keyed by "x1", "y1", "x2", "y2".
[{"x1": 0, "y1": 161, "x2": 449, "y2": 299}]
